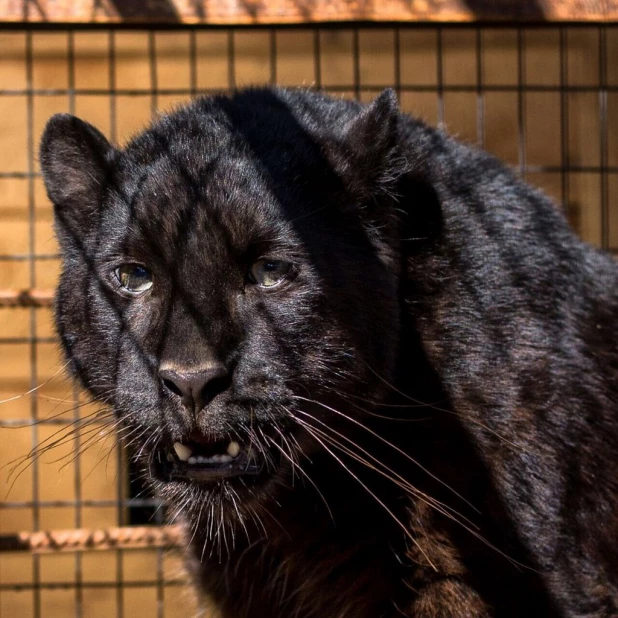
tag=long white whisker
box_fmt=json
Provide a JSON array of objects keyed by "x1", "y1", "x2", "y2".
[
  {"x1": 302, "y1": 422, "x2": 438, "y2": 571},
  {"x1": 359, "y1": 363, "x2": 522, "y2": 449},
  {"x1": 292, "y1": 410, "x2": 477, "y2": 530},
  {"x1": 296, "y1": 416, "x2": 525, "y2": 571},
  {"x1": 293, "y1": 395, "x2": 478, "y2": 513},
  {"x1": 266, "y1": 434, "x2": 335, "y2": 524},
  {"x1": 0, "y1": 361, "x2": 72, "y2": 405}
]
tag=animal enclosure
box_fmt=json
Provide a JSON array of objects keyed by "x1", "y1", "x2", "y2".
[{"x1": 0, "y1": 7, "x2": 617, "y2": 618}]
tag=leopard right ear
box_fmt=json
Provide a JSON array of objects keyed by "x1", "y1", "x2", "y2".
[
  {"x1": 335, "y1": 89, "x2": 404, "y2": 201},
  {"x1": 39, "y1": 114, "x2": 114, "y2": 234}
]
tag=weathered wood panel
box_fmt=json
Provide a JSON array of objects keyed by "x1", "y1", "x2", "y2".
[{"x1": 2, "y1": 0, "x2": 617, "y2": 24}]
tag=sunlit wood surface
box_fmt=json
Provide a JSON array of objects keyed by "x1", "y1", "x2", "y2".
[{"x1": 1, "y1": 0, "x2": 617, "y2": 24}]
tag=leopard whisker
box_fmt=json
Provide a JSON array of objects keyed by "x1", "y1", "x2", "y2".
[
  {"x1": 291, "y1": 409, "x2": 477, "y2": 530},
  {"x1": 298, "y1": 421, "x2": 439, "y2": 572},
  {"x1": 295, "y1": 415, "x2": 525, "y2": 571},
  {"x1": 4, "y1": 409, "x2": 117, "y2": 481},
  {"x1": 0, "y1": 360, "x2": 72, "y2": 406},
  {"x1": 56, "y1": 417, "x2": 130, "y2": 472},
  {"x1": 357, "y1": 364, "x2": 522, "y2": 450},
  {"x1": 266, "y1": 433, "x2": 335, "y2": 524},
  {"x1": 293, "y1": 395, "x2": 478, "y2": 513}
]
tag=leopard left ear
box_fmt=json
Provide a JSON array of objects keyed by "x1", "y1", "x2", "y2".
[
  {"x1": 39, "y1": 114, "x2": 114, "y2": 235},
  {"x1": 337, "y1": 89, "x2": 405, "y2": 201}
]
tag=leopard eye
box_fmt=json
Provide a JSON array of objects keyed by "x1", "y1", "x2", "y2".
[
  {"x1": 114, "y1": 264, "x2": 153, "y2": 294},
  {"x1": 249, "y1": 259, "x2": 292, "y2": 288}
]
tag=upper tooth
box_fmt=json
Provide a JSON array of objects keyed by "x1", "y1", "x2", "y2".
[
  {"x1": 173, "y1": 442, "x2": 193, "y2": 462},
  {"x1": 227, "y1": 441, "x2": 240, "y2": 457}
]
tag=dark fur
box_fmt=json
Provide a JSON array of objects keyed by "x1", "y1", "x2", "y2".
[{"x1": 39, "y1": 88, "x2": 618, "y2": 617}]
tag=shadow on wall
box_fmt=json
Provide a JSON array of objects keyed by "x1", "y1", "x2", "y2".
[
  {"x1": 106, "y1": 0, "x2": 550, "y2": 22},
  {"x1": 460, "y1": 0, "x2": 545, "y2": 19}
]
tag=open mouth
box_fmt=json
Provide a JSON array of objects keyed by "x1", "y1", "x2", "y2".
[{"x1": 153, "y1": 438, "x2": 268, "y2": 483}]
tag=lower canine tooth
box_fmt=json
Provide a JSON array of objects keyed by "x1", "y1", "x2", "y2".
[
  {"x1": 173, "y1": 442, "x2": 193, "y2": 462},
  {"x1": 227, "y1": 441, "x2": 241, "y2": 457}
]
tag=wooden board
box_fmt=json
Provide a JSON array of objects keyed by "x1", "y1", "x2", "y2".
[{"x1": 2, "y1": 0, "x2": 618, "y2": 25}]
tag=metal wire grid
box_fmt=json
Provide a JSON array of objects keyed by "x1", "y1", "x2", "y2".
[{"x1": 0, "y1": 23, "x2": 616, "y2": 618}]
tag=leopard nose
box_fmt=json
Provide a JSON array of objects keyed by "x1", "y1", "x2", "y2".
[{"x1": 159, "y1": 364, "x2": 229, "y2": 413}]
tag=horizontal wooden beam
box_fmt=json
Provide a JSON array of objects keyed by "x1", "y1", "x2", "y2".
[
  {"x1": 0, "y1": 525, "x2": 183, "y2": 553},
  {"x1": 0, "y1": 288, "x2": 54, "y2": 308},
  {"x1": 2, "y1": 0, "x2": 617, "y2": 25}
]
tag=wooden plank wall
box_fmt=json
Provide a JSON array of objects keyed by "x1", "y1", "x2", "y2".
[{"x1": 1, "y1": 0, "x2": 618, "y2": 24}]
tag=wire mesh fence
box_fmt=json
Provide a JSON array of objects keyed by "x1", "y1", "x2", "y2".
[{"x1": 0, "y1": 23, "x2": 617, "y2": 618}]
